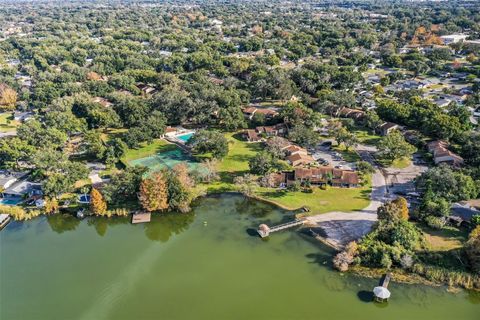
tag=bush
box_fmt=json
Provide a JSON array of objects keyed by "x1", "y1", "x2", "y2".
[
  {"x1": 425, "y1": 216, "x2": 446, "y2": 230},
  {"x1": 0, "y1": 205, "x2": 42, "y2": 221},
  {"x1": 472, "y1": 215, "x2": 480, "y2": 227},
  {"x1": 104, "y1": 208, "x2": 130, "y2": 217}
]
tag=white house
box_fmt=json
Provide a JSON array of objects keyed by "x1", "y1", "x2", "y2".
[{"x1": 440, "y1": 34, "x2": 468, "y2": 45}]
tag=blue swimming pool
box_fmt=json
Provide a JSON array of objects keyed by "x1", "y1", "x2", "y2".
[
  {"x1": 177, "y1": 132, "x2": 194, "y2": 142},
  {"x1": 0, "y1": 198, "x2": 23, "y2": 206}
]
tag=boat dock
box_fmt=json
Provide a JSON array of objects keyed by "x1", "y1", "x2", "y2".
[
  {"x1": 0, "y1": 214, "x2": 11, "y2": 230},
  {"x1": 257, "y1": 219, "x2": 305, "y2": 238},
  {"x1": 132, "y1": 212, "x2": 151, "y2": 224},
  {"x1": 373, "y1": 272, "x2": 392, "y2": 302}
]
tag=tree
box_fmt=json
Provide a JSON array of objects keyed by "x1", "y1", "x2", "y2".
[
  {"x1": 44, "y1": 198, "x2": 59, "y2": 214},
  {"x1": 139, "y1": 172, "x2": 168, "y2": 212},
  {"x1": 188, "y1": 130, "x2": 228, "y2": 159},
  {"x1": 0, "y1": 137, "x2": 35, "y2": 169},
  {"x1": 163, "y1": 168, "x2": 193, "y2": 213},
  {"x1": 102, "y1": 166, "x2": 148, "y2": 204},
  {"x1": 356, "y1": 161, "x2": 375, "y2": 175},
  {"x1": 196, "y1": 159, "x2": 219, "y2": 183},
  {"x1": 0, "y1": 84, "x2": 17, "y2": 110},
  {"x1": 377, "y1": 198, "x2": 409, "y2": 221},
  {"x1": 364, "y1": 111, "x2": 382, "y2": 132},
  {"x1": 90, "y1": 188, "x2": 107, "y2": 215},
  {"x1": 288, "y1": 124, "x2": 320, "y2": 148},
  {"x1": 233, "y1": 174, "x2": 257, "y2": 197},
  {"x1": 334, "y1": 127, "x2": 358, "y2": 151},
  {"x1": 377, "y1": 130, "x2": 416, "y2": 162},
  {"x1": 416, "y1": 166, "x2": 478, "y2": 202},
  {"x1": 465, "y1": 226, "x2": 480, "y2": 274},
  {"x1": 249, "y1": 151, "x2": 276, "y2": 175}
]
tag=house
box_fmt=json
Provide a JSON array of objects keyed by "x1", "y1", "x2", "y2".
[
  {"x1": 433, "y1": 98, "x2": 452, "y2": 108},
  {"x1": 282, "y1": 144, "x2": 308, "y2": 156},
  {"x1": 242, "y1": 106, "x2": 279, "y2": 120},
  {"x1": 338, "y1": 107, "x2": 365, "y2": 120},
  {"x1": 3, "y1": 181, "x2": 42, "y2": 198},
  {"x1": 244, "y1": 129, "x2": 261, "y2": 142},
  {"x1": 242, "y1": 107, "x2": 257, "y2": 120},
  {"x1": 379, "y1": 122, "x2": 401, "y2": 136},
  {"x1": 244, "y1": 123, "x2": 288, "y2": 142},
  {"x1": 255, "y1": 123, "x2": 287, "y2": 136},
  {"x1": 13, "y1": 111, "x2": 34, "y2": 122},
  {"x1": 281, "y1": 167, "x2": 360, "y2": 188},
  {"x1": 286, "y1": 153, "x2": 315, "y2": 167},
  {"x1": 427, "y1": 140, "x2": 464, "y2": 167},
  {"x1": 137, "y1": 83, "x2": 157, "y2": 95},
  {"x1": 440, "y1": 34, "x2": 468, "y2": 45},
  {"x1": 0, "y1": 171, "x2": 27, "y2": 191},
  {"x1": 92, "y1": 97, "x2": 113, "y2": 108}
]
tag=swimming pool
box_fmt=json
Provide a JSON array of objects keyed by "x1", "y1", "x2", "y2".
[
  {"x1": 0, "y1": 198, "x2": 23, "y2": 206},
  {"x1": 176, "y1": 132, "x2": 194, "y2": 142}
]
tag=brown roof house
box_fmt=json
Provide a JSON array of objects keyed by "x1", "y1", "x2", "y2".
[
  {"x1": 379, "y1": 122, "x2": 401, "y2": 136},
  {"x1": 242, "y1": 106, "x2": 279, "y2": 120},
  {"x1": 294, "y1": 167, "x2": 359, "y2": 188},
  {"x1": 244, "y1": 129, "x2": 261, "y2": 142},
  {"x1": 276, "y1": 167, "x2": 360, "y2": 188},
  {"x1": 427, "y1": 140, "x2": 464, "y2": 167},
  {"x1": 286, "y1": 153, "x2": 315, "y2": 167}
]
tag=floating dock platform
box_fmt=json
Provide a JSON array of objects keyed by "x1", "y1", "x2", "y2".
[
  {"x1": 132, "y1": 212, "x2": 151, "y2": 224},
  {"x1": 0, "y1": 214, "x2": 11, "y2": 230}
]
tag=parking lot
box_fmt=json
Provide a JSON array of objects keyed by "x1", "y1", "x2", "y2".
[{"x1": 312, "y1": 142, "x2": 355, "y2": 170}]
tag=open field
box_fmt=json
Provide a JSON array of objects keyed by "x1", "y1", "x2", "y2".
[{"x1": 255, "y1": 185, "x2": 371, "y2": 214}]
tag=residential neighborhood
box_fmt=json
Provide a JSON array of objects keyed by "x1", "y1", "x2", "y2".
[{"x1": 0, "y1": 0, "x2": 479, "y2": 319}]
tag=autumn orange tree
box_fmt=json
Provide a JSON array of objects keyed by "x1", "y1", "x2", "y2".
[
  {"x1": 377, "y1": 197, "x2": 409, "y2": 221},
  {"x1": 90, "y1": 188, "x2": 107, "y2": 215},
  {"x1": 139, "y1": 172, "x2": 168, "y2": 212},
  {"x1": 44, "y1": 197, "x2": 59, "y2": 214},
  {"x1": 0, "y1": 84, "x2": 17, "y2": 111}
]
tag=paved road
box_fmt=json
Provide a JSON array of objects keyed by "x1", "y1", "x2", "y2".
[
  {"x1": 305, "y1": 145, "x2": 428, "y2": 249},
  {"x1": 305, "y1": 144, "x2": 387, "y2": 249},
  {"x1": 0, "y1": 131, "x2": 16, "y2": 138}
]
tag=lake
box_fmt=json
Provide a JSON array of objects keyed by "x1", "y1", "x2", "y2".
[{"x1": 1, "y1": 194, "x2": 478, "y2": 320}]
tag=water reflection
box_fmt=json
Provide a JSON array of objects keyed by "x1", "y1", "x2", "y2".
[
  {"x1": 144, "y1": 212, "x2": 194, "y2": 242},
  {"x1": 46, "y1": 214, "x2": 80, "y2": 233}
]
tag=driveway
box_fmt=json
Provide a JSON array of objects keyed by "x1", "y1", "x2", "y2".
[{"x1": 305, "y1": 146, "x2": 428, "y2": 249}]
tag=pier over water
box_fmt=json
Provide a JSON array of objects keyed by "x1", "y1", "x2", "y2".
[{"x1": 257, "y1": 219, "x2": 305, "y2": 238}]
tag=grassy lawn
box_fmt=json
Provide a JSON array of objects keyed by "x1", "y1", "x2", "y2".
[
  {"x1": 332, "y1": 144, "x2": 361, "y2": 162},
  {"x1": 0, "y1": 112, "x2": 19, "y2": 132},
  {"x1": 353, "y1": 128, "x2": 382, "y2": 146},
  {"x1": 255, "y1": 184, "x2": 371, "y2": 215},
  {"x1": 100, "y1": 128, "x2": 128, "y2": 142},
  {"x1": 391, "y1": 157, "x2": 411, "y2": 169},
  {"x1": 121, "y1": 139, "x2": 177, "y2": 164},
  {"x1": 195, "y1": 132, "x2": 263, "y2": 193},
  {"x1": 419, "y1": 224, "x2": 469, "y2": 251}
]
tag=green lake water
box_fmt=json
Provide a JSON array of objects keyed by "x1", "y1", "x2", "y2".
[{"x1": 1, "y1": 194, "x2": 478, "y2": 320}]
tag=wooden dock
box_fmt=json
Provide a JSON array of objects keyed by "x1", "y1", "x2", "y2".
[
  {"x1": 0, "y1": 214, "x2": 11, "y2": 230},
  {"x1": 257, "y1": 219, "x2": 305, "y2": 238},
  {"x1": 373, "y1": 272, "x2": 392, "y2": 302},
  {"x1": 132, "y1": 212, "x2": 151, "y2": 224}
]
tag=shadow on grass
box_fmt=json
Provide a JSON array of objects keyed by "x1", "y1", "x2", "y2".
[{"x1": 256, "y1": 190, "x2": 288, "y2": 199}]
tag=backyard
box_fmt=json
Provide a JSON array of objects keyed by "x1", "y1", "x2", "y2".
[
  {"x1": 255, "y1": 183, "x2": 371, "y2": 215},
  {"x1": 199, "y1": 132, "x2": 372, "y2": 214}
]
